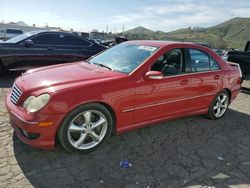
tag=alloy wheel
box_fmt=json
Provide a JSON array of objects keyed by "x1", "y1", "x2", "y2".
[
  {"x1": 67, "y1": 110, "x2": 108, "y2": 150},
  {"x1": 213, "y1": 93, "x2": 229, "y2": 118}
]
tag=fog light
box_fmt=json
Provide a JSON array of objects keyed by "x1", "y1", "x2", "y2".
[
  {"x1": 22, "y1": 130, "x2": 29, "y2": 137},
  {"x1": 18, "y1": 128, "x2": 40, "y2": 140}
]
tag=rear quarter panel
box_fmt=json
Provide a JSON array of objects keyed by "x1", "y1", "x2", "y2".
[{"x1": 223, "y1": 66, "x2": 241, "y2": 102}]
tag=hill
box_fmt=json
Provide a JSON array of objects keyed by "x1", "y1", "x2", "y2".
[
  {"x1": 207, "y1": 17, "x2": 250, "y2": 48},
  {"x1": 125, "y1": 26, "x2": 155, "y2": 35},
  {"x1": 123, "y1": 17, "x2": 250, "y2": 49}
]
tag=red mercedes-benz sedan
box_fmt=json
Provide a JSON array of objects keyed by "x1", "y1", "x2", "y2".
[{"x1": 5, "y1": 41, "x2": 242, "y2": 152}]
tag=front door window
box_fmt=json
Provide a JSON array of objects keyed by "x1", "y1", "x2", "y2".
[{"x1": 151, "y1": 49, "x2": 183, "y2": 76}]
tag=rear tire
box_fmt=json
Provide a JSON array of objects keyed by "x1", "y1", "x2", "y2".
[
  {"x1": 57, "y1": 103, "x2": 114, "y2": 153},
  {"x1": 207, "y1": 90, "x2": 229, "y2": 119}
]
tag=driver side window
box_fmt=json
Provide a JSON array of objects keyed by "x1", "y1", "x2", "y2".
[
  {"x1": 31, "y1": 34, "x2": 58, "y2": 45},
  {"x1": 151, "y1": 49, "x2": 183, "y2": 76}
]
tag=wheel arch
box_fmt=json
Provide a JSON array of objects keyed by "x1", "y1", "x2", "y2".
[
  {"x1": 223, "y1": 88, "x2": 232, "y2": 102},
  {"x1": 56, "y1": 101, "x2": 117, "y2": 139},
  {"x1": 98, "y1": 101, "x2": 117, "y2": 135}
]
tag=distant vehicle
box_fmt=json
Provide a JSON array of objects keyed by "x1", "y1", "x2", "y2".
[
  {"x1": 197, "y1": 43, "x2": 227, "y2": 61},
  {"x1": 5, "y1": 41, "x2": 242, "y2": 152},
  {"x1": 99, "y1": 39, "x2": 114, "y2": 47},
  {"x1": 115, "y1": 36, "x2": 128, "y2": 44},
  {"x1": 221, "y1": 50, "x2": 229, "y2": 61},
  {"x1": 0, "y1": 28, "x2": 23, "y2": 40},
  {"x1": 109, "y1": 36, "x2": 128, "y2": 47},
  {"x1": 196, "y1": 43, "x2": 212, "y2": 49},
  {"x1": 0, "y1": 30, "x2": 107, "y2": 73},
  {"x1": 228, "y1": 41, "x2": 250, "y2": 74},
  {"x1": 92, "y1": 39, "x2": 103, "y2": 44}
]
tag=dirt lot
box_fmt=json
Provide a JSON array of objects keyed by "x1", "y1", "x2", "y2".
[{"x1": 0, "y1": 72, "x2": 250, "y2": 188}]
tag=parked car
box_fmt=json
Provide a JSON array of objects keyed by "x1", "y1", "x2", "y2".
[
  {"x1": 228, "y1": 41, "x2": 250, "y2": 74},
  {"x1": 0, "y1": 30, "x2": 107, "y2": 73},
  {"x1": 0, "y1": 28, "x2": 23, "y2": 40},
  {"x1": 5, "y1": 41, "x2": 242, "y2": 152},
  {"x1": 197, "y1": 43, "x2": 224, "y2": 57},
  {"x1": 108, "y1": 36, "x2": 128, "y2": 47},
  {"x1": 221, "y1": 50, "x2": 229, "y2": 61}
]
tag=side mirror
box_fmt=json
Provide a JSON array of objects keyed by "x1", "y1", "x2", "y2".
[
  {"x1": 24, "y1": 39, "x2": 34, "y2": 47},
  {"x1": 144, "y1": 71, "x2": 163, "y2": 81}
]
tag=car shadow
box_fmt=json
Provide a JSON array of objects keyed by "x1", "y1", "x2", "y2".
[
  {"x1": 0, "y1": 71, "x2": 23, "y2": 88},
  {"x1": 243, "y1": 74, "x2": 250, "y2": 80},
  {"x1": 240, "y1": 88, "x2": 250, "y2": 95},
  {"x1": 241, "y1": 74, "x2": 250, "y2": 94},
  {"x1": 13, "y1": 109, "x2": 250, "y2": 187}
]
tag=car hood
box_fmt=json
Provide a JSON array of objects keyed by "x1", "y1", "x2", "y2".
[{"x1": 15, "y1": 62, "x2": 126, "y2": 93}]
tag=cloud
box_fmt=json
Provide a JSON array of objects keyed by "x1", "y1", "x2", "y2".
[
  {"x1": 35, "y1": 12, "x2": 61, "y2": 20},
  {"x1": 31, "y1": 12, "x2": 84, "y2": 30},
  {"x1": 108, "y1": 0, "x2": 250, "y2": 32}
]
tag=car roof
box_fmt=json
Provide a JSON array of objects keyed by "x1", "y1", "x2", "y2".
[
  {"x1": 126, "y1": 40, "x2": 199, "y2": 48},
  {"x1": 25, "y1": 30, "x2": 77, "y2": 36}
]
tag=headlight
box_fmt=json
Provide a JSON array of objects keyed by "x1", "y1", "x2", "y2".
[{"x1": 23, "y1": 94, "x2": 50, "y2": 113}]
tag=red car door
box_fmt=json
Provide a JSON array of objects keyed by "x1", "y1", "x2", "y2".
[
  {"x1": 134, "y1": 48, "x2": 191, "y2": 124},
  {"x1": 186, "y1": 48, "x2": 224, "y2": 111}
]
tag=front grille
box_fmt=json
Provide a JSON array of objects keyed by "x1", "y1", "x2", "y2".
[{"x1": 10, "y1": 84, "x2": 22, "y2": 104}]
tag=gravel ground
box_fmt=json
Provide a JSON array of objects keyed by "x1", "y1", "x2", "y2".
[{"x1": 0, "y1": 72, "x2": 250, "y2": 188}]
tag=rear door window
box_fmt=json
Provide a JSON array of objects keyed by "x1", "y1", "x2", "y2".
[
  {"x1": 189, "y1": 49, "x2": 220, "y2": 72},
  {"x1": 189, "y1": 49, "x2": 210, "y2": 72},
  {"x1": 210, "y1": 57, "x2": 220, "y2": 70},
  {"x1": 58, "y1": 34, "x2": 91, "y2": 46}
]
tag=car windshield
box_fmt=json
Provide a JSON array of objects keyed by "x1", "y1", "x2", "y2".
[
  {"x1": 4, "y1": 30, "x2": 41, "y2": 43},
  {"x1": 89, "y1": 43, "x2": 158, "y2": 74}
]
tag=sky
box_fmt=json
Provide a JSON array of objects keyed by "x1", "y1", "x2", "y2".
[{"x1": 1, "y1": 0, "x2": 250, "y2": 32}]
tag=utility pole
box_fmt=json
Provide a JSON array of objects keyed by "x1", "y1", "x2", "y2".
[{"x1": 106, "y1": 25, "x2": 109, "y2": 33}]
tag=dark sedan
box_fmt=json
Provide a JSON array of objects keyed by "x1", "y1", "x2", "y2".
[{"x1": 0, "y1": 30, "x2": 107, "y2": 73}]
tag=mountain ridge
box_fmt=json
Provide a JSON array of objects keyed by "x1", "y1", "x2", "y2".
[{"x1": 123, "y1": 17, "x2": 250, "y2": 49}]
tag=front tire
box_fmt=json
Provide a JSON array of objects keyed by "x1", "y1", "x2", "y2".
[
  {"x1": 207, "y1": 91, "x2": 229, "y2": 119},
  {"x1": 57, "y1": 103, "x2": 114, "y2": 153}
]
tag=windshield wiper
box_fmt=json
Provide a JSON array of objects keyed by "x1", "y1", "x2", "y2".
[{"x1": 93, "y1": 63, "x2": 112, "y2": 70}]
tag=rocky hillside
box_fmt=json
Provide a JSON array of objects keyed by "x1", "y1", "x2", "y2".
[{"x1": 123, "y1": 17, "x2": 250, "y2": 49}]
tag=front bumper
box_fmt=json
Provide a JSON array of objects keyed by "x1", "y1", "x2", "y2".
[{"x1": 5, "y1": 91, "x2": 66, "y2": 150}]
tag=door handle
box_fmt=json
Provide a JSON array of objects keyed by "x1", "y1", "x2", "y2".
[
  {"x1": 180, "y1": 79, "x2": 189, "y2": 85},
  {"x1": 213, "y1": 75, "x2": 220, "y2": 80}
]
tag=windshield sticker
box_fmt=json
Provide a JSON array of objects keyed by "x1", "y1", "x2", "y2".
[{"x1": 138, "y1": 46, "x2": 157, "y2": 52}]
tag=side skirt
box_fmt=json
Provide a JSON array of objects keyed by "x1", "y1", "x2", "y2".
[{"x1": 116, "y1": 108, "x2": 208, "y2": 134}]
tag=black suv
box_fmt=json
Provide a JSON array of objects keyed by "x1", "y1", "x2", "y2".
[{"x1": 0, "y1": 30, "x2": 107, "y2": 73}]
